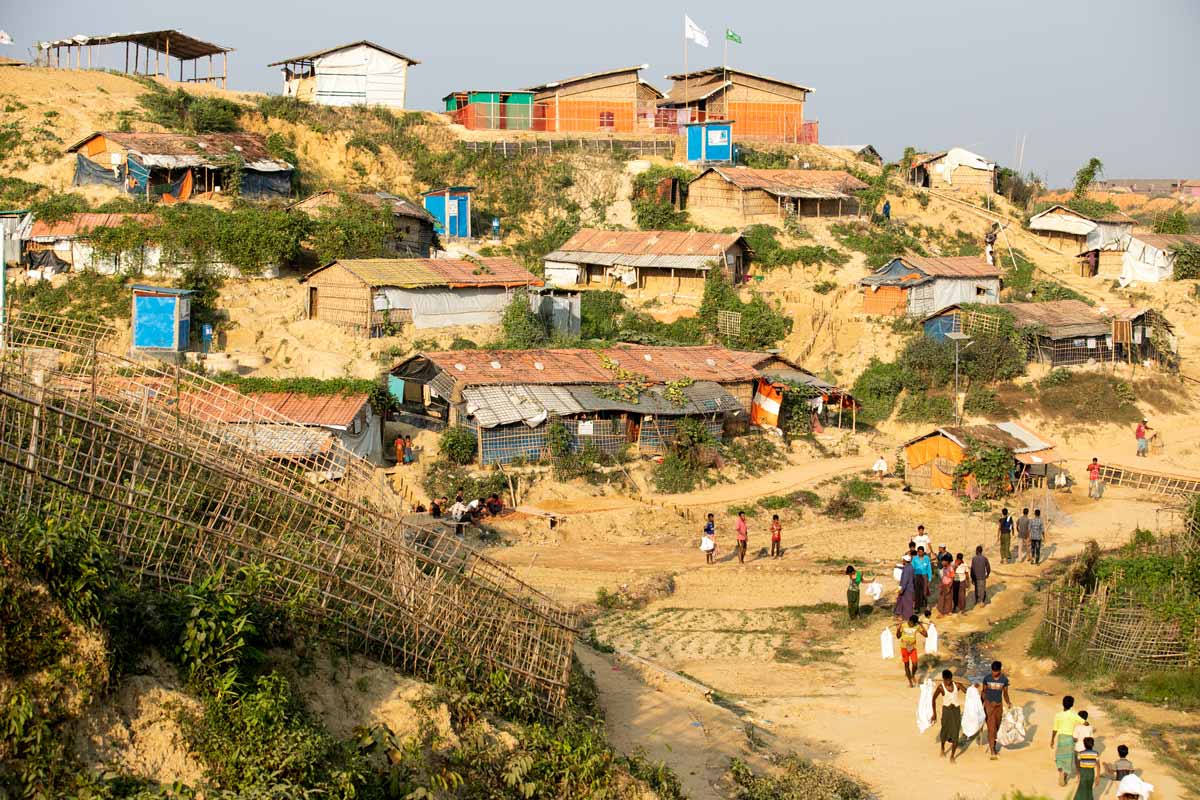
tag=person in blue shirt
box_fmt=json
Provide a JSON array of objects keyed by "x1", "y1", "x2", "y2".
[
  {"x1": 913, "y1": 546, "x2": 933, "y2": 612},
  {"x1": 882, "y1": 199, "x2": 891, "y2": 221}
]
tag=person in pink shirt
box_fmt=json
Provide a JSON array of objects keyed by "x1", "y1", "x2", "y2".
[{"x1": 735, "y1": 511, "x2": 749, "y2": 564}]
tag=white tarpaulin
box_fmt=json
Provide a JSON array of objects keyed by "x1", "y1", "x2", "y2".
[
  {"x1": 377, "y1": 286, "x2": 513, "y2": 329},
  {"x1": 315, "y1": 44, "x2": 408, "y2": 108},
  {"x1": 1121, "y1": 236, "x2": 1174, "y2": 284},
  {"x1": 543, "y1": 261, "x2": 582, "y2": 287},
  {"x1": 941, "y1": 147, "x2": 994, "y2": 186}
]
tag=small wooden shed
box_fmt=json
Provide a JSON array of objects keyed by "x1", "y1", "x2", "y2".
[
  {"x1": 659, "y1": 68, "x2": 816, "y2": 143},
  {"x1": 903, "y1": 422, "x2": 1057, "y2": 492},
  {"x1": 268, "y1": 41, "x2": 418, "y2": 108},
  {"x1": 909, "y1": 148, "x2": 995, "y2": 195},
  {"x1": 859, "y1": 255, "x2": 1000, "y2": 317},
  {"x1": 687, "y1": 167, "x2": 867, "y2": 225},
  {"x1": 132, "y1": 285, "x2": 192, "y2": 352},
  {"x1": 527, "y1": 65, "x2": 663, "y2": 134}
]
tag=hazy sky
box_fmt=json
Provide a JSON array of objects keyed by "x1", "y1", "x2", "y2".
[{"x1": 4, "y1": 0, "x2": 1197, "y2": 185}]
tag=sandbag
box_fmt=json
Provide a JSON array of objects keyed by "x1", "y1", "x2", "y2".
[
  {"x1": 924, "y1": 623, "x2": 939, "y2": 655},
  {"x1": 916, "y1": 679, "x2": 935, "y2": 733},
  {"x1": 997, "y1": 706, "x2": 1026, "y2": 747},
  {"x1": 880, "y1": 628, "x2": 894, "y2": 659},
  {"x1": 961, "y1": 686, "x2": 986, "y2": 738}
]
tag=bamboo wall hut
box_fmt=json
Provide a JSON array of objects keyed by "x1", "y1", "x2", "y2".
[
  {"x1": 903, "y1": 422, "x2": 1058, "y2": 492},
  {"x1": 909, "y1": 148, "x2": 996, "y2": 195},
  {"x1": 542, "y1": 228, "x2": 749, "y2": 299},
  {"x1": 527, "y1": 65, "x2": 664, "y2": 134},
  {"x1": 860, "y1": 255, "x2": 1000, "y2": 317},
  {"x1": 290, "y1": 191, "x2": 437, "y2": 257},
  {"x1": 686, "y1": 167, "x2": 867, "y2": 225},
  {"x1": 300, "y1": 257, "x2": 542, "y2": 336}
]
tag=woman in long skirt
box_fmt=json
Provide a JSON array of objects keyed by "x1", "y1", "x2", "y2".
[
  {"x1": 894, "y1": 555, "x2": 915, "y2": 619},
  {"x1": 931, "y1": 669, "x2": 968, "y2": 762},
  {"x1": 936, "y1": 555, "x2": 955, "y2": 616}
]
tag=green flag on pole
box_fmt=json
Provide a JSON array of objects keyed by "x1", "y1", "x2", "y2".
[{"x1": 726, "y1": 29, "x2": 742, "y2": 44}]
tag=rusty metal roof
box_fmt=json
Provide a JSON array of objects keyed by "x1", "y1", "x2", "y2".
[
  {"x1": 30, "y1": 213, "x2": 156, "y2": 239},
  {"x1": 662, "y1": 67, "x2": 814, "y2": 94},
  {"x1": 268, "y1": 40, "x2": 419, "y2": 66},
  {"x1": 302, "y1": 257, "x2": 542, "y2": 289},
  {"x1": 290, "y1": 191, "x2": 434, "y2": 223},
  {"x1": 896, "y1": 254, "x2": 1000, "y2": 278},
  {"x1": 67, "y1": 131, "x2": 291, "y2": 171},
  {"x1": 243, "y1": 392, "x2": 369, "y2": 428},
  {"x1": 694, "y1": 167, "x2": 868, "y2": 198},
  {"x1": 527, "y1": 64, "x2": 649, "y2": 93},
  {"x1": 1134, "y1": 234, "x2": 1200, "y2": 250},
  {"x1": 40, "y1": 30, "x2": 231, "y2": 59},
  {"x1": 409, "y1": 345, "x2": 760, "y2": 392},
  {"x1": 546, "y1": 229, "x2": 743, "y2": 270},
  {"x1": 905, "y1": 422, "x2": 1054, "y2": 455}
]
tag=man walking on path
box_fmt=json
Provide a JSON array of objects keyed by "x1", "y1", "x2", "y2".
[
  {"x1": 1016, "y1": 508, "x2": 1032, "y2": 562},
  {"x1": 977, "y1": 660, "x2": 1012, "y2": 760},
  {"x1": 1087, "y1": 458, "x2": 1104, "y2": 499},
  {"x1": 895, "y1": 553, "x2": 916, "y2": 620},
  {"x1": 1029, "y1": 508, "x2": 1045, "y2": 565},
  {"x1": 932, "y1": 669, "x2": 969, "y2": 762},
  {"x1": 735, "y1": 511, "x2": 748, "y2": 564},
  {"x1": 1051, "y1": 695, "x2": 1084, "y2": 786},
  {"x1": 1135, "y1": 418, "x2": 1152, "y2": 457},
  {"x1": 895, "y1": 614, "x2": 928, "y2": 687},
  {"x1": 913, "y1": 546, "x2": 933, "y2": 612},
  {"x1": 970, "y1": 545, "x2": 991, "y2": 606},
  {"x1": 998, "y1": 508, "x2": 1014, "y2": 563}
]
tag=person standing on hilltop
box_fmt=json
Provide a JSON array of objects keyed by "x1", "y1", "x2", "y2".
[
  {"x1": 1087, "y1": 457, "x2": 1104, "y2": 499},
  {"x1": 913, "y1": 524, "x2": 932, "y2": 553},
  {"x1": 1135, "y1": 418, "x2": 1153, "y2": 457},
  {"x1": 734, "y1": 511, "x2": 749, "y2": 564}
]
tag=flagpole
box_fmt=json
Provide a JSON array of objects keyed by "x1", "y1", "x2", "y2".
[{"x1": 683, "y1": 12, "x2": 689, "y2": 126}]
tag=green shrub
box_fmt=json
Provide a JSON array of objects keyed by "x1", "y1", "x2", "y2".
[
  {"x1": 730, "y1": 753, "x2": 868, "y2": 800},
  {"x1": 1039, "y1": 368, "x2": 1071, "y2": 389},
  {"x1": 953, "y1": 439, "x2": 1013, "y2": 499},
  {"x1": 497, "y1": 288, "x2": 549, "y2": 348},
  {"x1": 580, "y1": 290, "x2": 625, "y2": 340},
  {"x1": 823, "y1": 490, "x2": 864, "y2": 520},
  {"x1": 699, "y1": 269, "x2": 792, "y2": 350},
  {"x1": 308, "y1": 194, "x2": 393, "y2": 263},
  {"x1": 756, "y1": 494, "x2": 792, "y2": 510},
  {"x1": 850, "y1": 358, "x2": 905, "y2": 424},
  {"x1": 652, "y1": 453, "x2": 704, "y2": 493},
  {"x1": 964, "y1": 386, "x2": 1002, "y2": 415},
  {"x1": 789, "y1": 489, "x2": 822, "y2": 508},
  {"x1": 1172, "y1": 242, "x2": 1200, "y2": 280},
  {"x1": 438, "y1": 427, "x2": 478, "y2": 465},
  {"x1": 898, "y1": 393, "x2": 955, "y2": 424},
  {"x1": 178, "y1": 567, "x2": 268, "y2": 695},
  {"x1": 633, "y1": 198, "x2": 690, "y2": 230},
  {"x1": 0, "y1": 176, "x2": 43, "y2": 206},
  {"x1": 843, "y1": 478, "x2": 882, "y2": 502},
  {"x1": 138, "y1": 87, "x2": 243, "y2": 133},
  {"x1": 449, "y1": 337, "x2": 477, "y2": 350},
  {"x1": 813, "y1": 280, "x2": 837, "y2": 294},
  {"x1": 727, "y1": 504, "x2": 761, "y2": 517},
  {"x1": 830, "y1": 219, "x2": 926, "y2": 268},
  {"x1": 1153, "y1": 209, "x2": 1190, "y2": 234}
]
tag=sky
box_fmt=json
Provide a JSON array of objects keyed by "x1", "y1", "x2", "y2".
[{"x1": 4, "y1": 0, "x2": 1198, "y2": 186}]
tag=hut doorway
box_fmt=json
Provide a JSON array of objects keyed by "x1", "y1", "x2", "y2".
[
  {"x1": 626, "y1": 417, "x2": 641, "y2": 443},
  {"x1": 308, "y1": 287, "x2": 319, "y2": 318}
]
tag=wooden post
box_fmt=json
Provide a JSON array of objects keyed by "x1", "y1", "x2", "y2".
[
  {"x1": 165, "y1": 36, "x2": 170, "y2": 80},
  {"x1": 87, "y1": 45, "x2": 92, "y2": 69},
  {"x1": 125, "y1": 41, "x2": 129, "y2": 73},
  {"x1": 209, "y1": 54, "x2": 213, "y2": 84},
  {"x1": 155, "y1": 45, "x2": 160, "y2": 77},
  {"x1": 222, "y1": 52, "x2": 228, "y2": 88}
]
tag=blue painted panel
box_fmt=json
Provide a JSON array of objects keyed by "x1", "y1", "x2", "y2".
[
  {"x1": 451, "y1": 194, "x2": 470, "y2": 237},
  {"x1": 686, "y1": 125, "x2": 702, "y2": 161},
  {"x1": 134, "y1": 295, "x2": 177, "y2": 349},
  {"x1": 924, "y1": 315, "x2": 957, "y2": 343},
  {"x1": 388, "y1": 375, "x2": 405, "y2": 405},
  {"x1": 423, "y1": 194, "x2": 447, "y2": 234},
  {"x1": 178, "y1": 318, "x2": 190, "y2": 349},
  {"x1": 704, "y1": 124, "x2": 732, "y2": 162}
]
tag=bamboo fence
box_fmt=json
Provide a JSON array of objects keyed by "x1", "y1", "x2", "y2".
[{"x1": 0, "y1": 311, "x2": 578, "y2": 712}]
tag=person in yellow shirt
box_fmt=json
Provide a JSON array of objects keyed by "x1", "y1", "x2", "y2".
[{"x1": 1050, "y1": 695, "x2": 1084, "y2": 786}]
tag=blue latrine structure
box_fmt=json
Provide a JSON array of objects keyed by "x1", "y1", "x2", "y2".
[
  {"x1": 131, "y1": 285, "x2": 193, "y2": 352},
  {"x1": 685, "y1": 119, "x2": 734, "y2": 164},
  {"x1": 422, "y1": 186, "x2": 474, "y2": 239}
]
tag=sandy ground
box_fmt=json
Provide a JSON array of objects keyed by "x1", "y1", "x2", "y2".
[{"x1": 489, "y1": 467, "x2": 1197, "y2": 799}]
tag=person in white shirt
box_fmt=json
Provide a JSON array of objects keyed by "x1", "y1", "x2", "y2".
[
  {"x1": 1073, "y1": 710, "x2": 1095, "y2": 767},
  {"x1": 913, "y1": 524, "x2": 932, "y2": 553},
  {"x1": 873, "y1": 455, "x2": 888, "y2": 477},
  {"x1": 449, "y1": 501, "x2": 469, "y2": 522}
]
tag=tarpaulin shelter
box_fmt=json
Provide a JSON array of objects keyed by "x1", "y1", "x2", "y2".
[
  {"x1": 67, "y1": 131, "x2": 294, "y2": 201},
  {"x1": 908, "y1": 148, "x2": 995, "y2": 194},
  {"x1": 860, "y1": 255, "x2": 1000, "y2": 317},
  {"x1": 1120, "y1": 233, "x2": 1200, "y2": 284},
  {"x1": 268, "y1": 41, "x2": 418, "y2": 109},
  {"x1": 903, "y1": 422, "x2": 1059, "y2": 492}
]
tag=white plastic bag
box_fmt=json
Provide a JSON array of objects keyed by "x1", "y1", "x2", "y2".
[
  {"x1": 924, "y1": 623, "x2": 938, "y2": 654},
  {"x1": 865, "y1": 580, "x2": 883, "y2": 601},
  {"x1": 700, "y1": 535, "x2": 715, "y2": 552},
  {"x1": 961, "y1": 686, "x2": 986, "y2": 738},
  {"x1": 1117, "y1": 774, "x2": 1154, "y2": 799},
  {"x1": 892, "y1": 565, "x2": 903, "y2": 582},
  {"x1": 996, "y1": 706, "x2": 1026, "y2": 747},
  {"x1": 880, "y1": 628, "x2": 894, "y2": 659},
  {"x1": 916, "y1": 679, "x2": 935, "y2": 733}
]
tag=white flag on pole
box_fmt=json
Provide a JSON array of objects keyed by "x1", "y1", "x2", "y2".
[
  {"x1": 0, "y1": 31, "x2": 13, "y2": 45},
  {"x1": 684, "y1": 15, "x2": 709, "y2": 48}
]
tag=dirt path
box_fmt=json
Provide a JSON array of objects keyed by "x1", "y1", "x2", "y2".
[
  {"x1": 500, "y1": 484, "x2": 1195, "y2": 799},
  {"x1": 660, "y1": 454, "x2": 870, "y2": 507}
]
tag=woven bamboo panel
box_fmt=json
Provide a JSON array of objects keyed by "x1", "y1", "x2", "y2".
[{"x1": 0, "y1": 311, "x2": 578, "y2": 712}]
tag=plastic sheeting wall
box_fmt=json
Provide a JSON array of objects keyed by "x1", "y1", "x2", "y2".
[
  {"x1": 908, "y1": 279, "x2": 1000, "y2": 317},
  {"x1": 903, "y1": 435, "x2": 964, "y2": 490},
  {"x1": 1121, "y1": 239, "x2": 1173, "y2": 283},
  {"x1": 377, "y1": 286, "x2": 513, "y2": 329},
  {"x1": 337, "y1": 409, "x2": 383, "y2": 463},
  {"x1": 314, "y1": 45, "x2": 408, "y2": 108}
]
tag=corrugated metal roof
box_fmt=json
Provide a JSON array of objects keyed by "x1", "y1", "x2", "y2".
[
  {"x1": 993, "y1": 421, "x2": 1054, "y2": 453},
  {"x1": 41, "y1": 30, "x2": 231, "y2": 59},
  {"x1": 568, "y1": 381, "x2": 741, "y2": 416},
  {"x1": 245, "y1": 392, "x2": 368, "y2": 429},
  {"x1": 304, "y1": 257, "x2": 542, "y2": 289},
  {"x1": 662, "y1": 67, "x2": 814, "y2": 94},
  {"x1": 463, "y1": 385, "x2": 584, "y2": 428},
  {"x1": 905, "y1": 422, "x2": 1054, "y2": 455},
  {"x1": 695, "y1": 167, "x2": 867, "y2": 198},
  {"x1": 219, "y1": 424, "x2": 337, "y2": 459},
  {"x1": 290, "y1": 191, "x2": 434, "y2": 223},
  {"x1": 413, "y1": 345, "x2": 759, "y2": 392},
  {"x1": 897, "y1": 255, "x2": 999, "y2": 278},
  {"x1": 660, "y1": 80, "x2": 732, "y2": 105},
  {"x1": 1002, "y1": 300, "x2": 1152, "y2": 339},
  {"x1": 30, "y1": 212, "x2": 155, "y2": 239},
  {"x1": 554, "y1": 228, "x2": 741, "y2": 259},
  {"x1": 268, "y1": 40, "x2": 419, "y2": 66},
  {"x1": 527, "y1": 64, "x2": 649, "y2": 93},
  {"x1": 67, "y1": 131, "x2": 292, "y2": 171}
]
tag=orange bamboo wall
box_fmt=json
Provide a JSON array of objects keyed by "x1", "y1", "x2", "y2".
[
  {"x1": 862, "y1": 286, "x2": 908, "y2": 316},
  {"x1": 727, "y1": 101, "x2": 805, "y2": 139}
]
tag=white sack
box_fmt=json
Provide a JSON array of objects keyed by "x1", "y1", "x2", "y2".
[
  {"x1": 880, "y1": 628, "x2": 894, "y2": 659},
  {"x1": 917, "y1": 679, "x2": 935, "y2": 733},
  {"x1": 961, "y1": 686, "x2": 986, "y2": 738},
  {"x1": 924, "y1": 623, "x2": 938, "y2": 655}
]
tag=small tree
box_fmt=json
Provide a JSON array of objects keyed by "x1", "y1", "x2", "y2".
[
  {"x1": 309, "y1": 195, "x2": 392, "y2": 264},
  {"x1": 439, "y1": 427, "x2": 478, "y2": 465},
  {"x1": 498, "y1": 288, "x2": 548, "y2": 349},
  {"x1": 953, "y1": 438, "x2": 1013, "y2": 499},
  {"x1": 1171, "y1": 243, "x2": 1200, "y2": 280},
  {"x1": 1154, "y1": 209, "x2": 1191, "y2": 235},
  {"x1": 1071, "y1": 157, "x2": 1104, "y2": 200}
]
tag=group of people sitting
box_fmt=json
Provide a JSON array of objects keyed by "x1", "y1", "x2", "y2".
[{"x1": 414, "y1": 492, "x2": 506, "y2": 524}]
